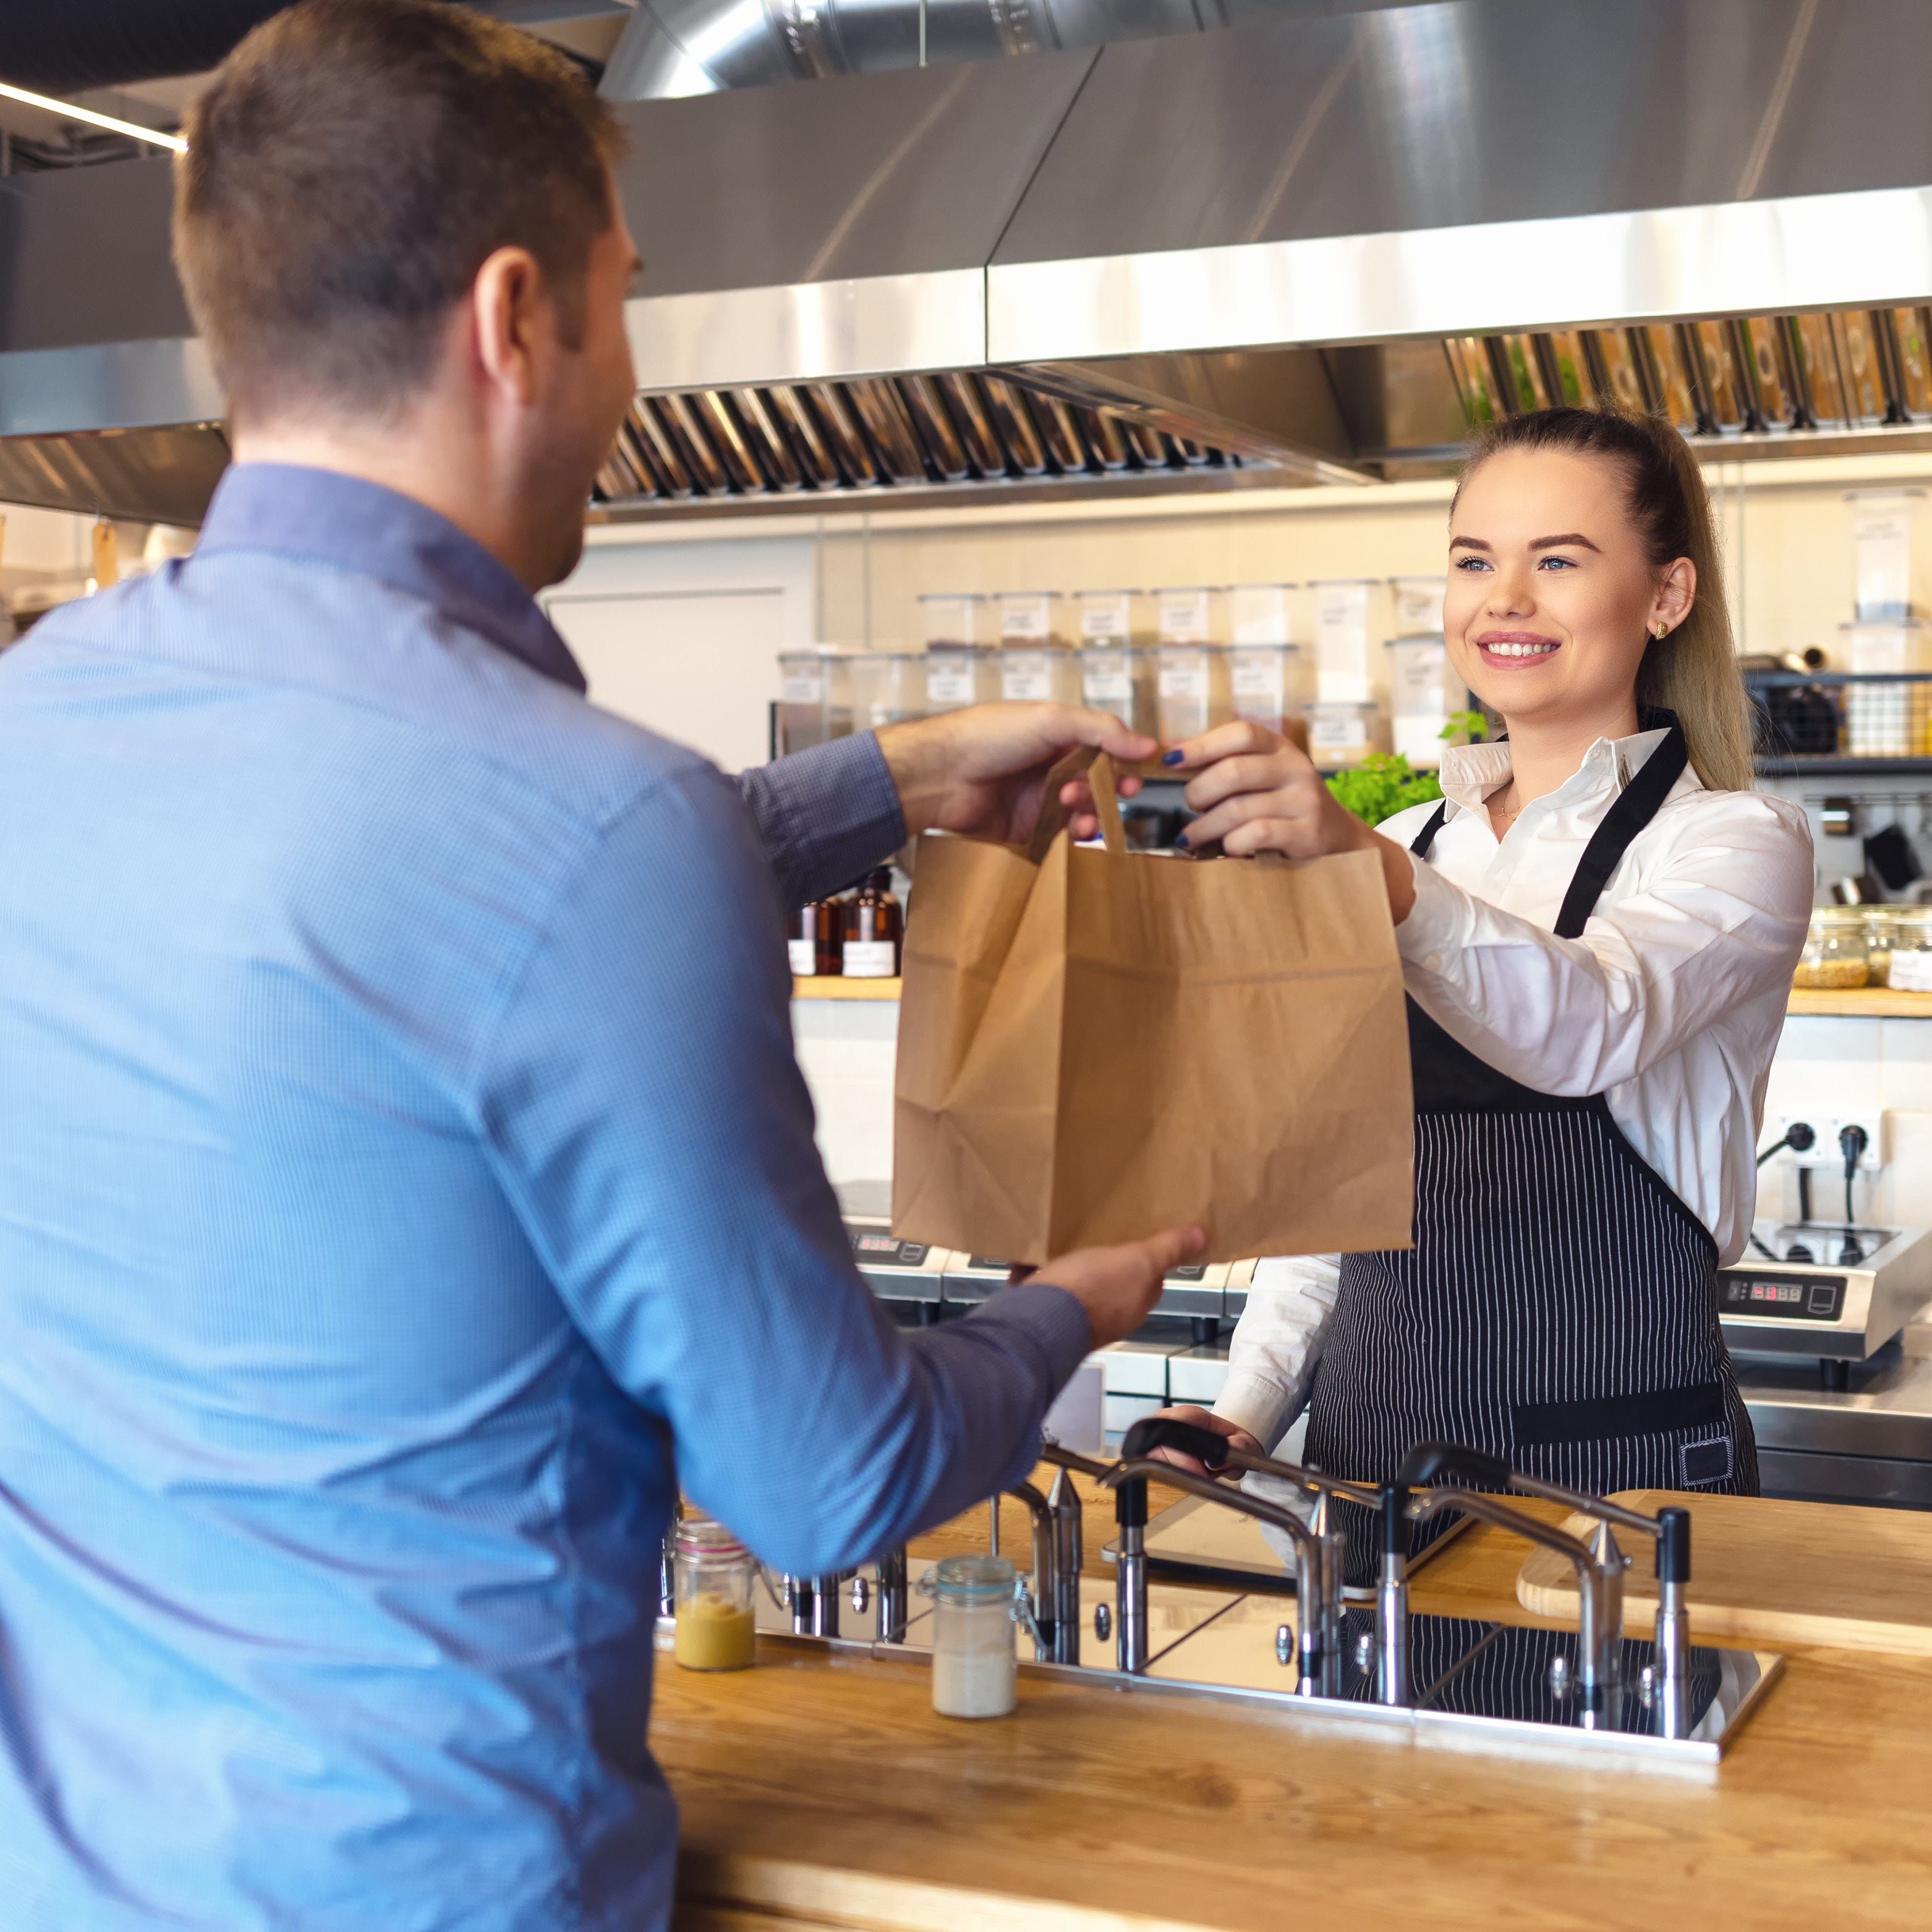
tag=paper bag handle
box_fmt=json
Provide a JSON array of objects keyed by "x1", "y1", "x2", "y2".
[{"x1": 1025, "y1": 746, "x2": 1128, "y2": 863}]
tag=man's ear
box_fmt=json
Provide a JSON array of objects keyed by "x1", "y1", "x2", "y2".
[{"x1": 470, "y1": 245, "x2": 548, "y2": 407}]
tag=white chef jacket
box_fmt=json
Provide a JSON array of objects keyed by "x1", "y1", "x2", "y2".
[{"x1": 1215, "y1": 725, "x2": 1815, "y2": 1454}]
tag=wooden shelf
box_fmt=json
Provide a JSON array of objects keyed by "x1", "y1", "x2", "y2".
[
  {"x1": 791, "y1": 977, "x2": 902, "y2": 1000},
  {"x1": 1789, "y1": 986, "x2": 1932, "y2": 1016}
]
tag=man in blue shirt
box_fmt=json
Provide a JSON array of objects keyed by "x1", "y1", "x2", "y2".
[{"x1": 0, "y1": 4, "x2": 1202, "y2": 1927}]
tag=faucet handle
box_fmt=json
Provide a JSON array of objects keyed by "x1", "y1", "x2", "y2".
[
  {"x1": 1120, "y1": 1415, "x2": 1232, "y2": 1470},
  {"x1": 1396, "y1": 1440, "x2": 1513, "y2": 1490}
]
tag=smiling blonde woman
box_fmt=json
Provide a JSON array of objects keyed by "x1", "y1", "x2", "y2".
[{"x1": 1149, "y1": 406, "x2": 1814, "y2": 1578}]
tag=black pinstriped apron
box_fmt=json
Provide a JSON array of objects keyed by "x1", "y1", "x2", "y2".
[{"x1": 1302, "y1": 713, "x2": 1757, "y2": 1586}]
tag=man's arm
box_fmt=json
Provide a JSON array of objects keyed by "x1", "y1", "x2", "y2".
[
  {"x1": 739, "y1": 705, "x2": 1159, "y2": 910},
  {"x1": 479, "y1": 758, "x2": 1186, "y2": 1574}
]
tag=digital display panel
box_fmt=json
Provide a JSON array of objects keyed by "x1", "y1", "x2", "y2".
[
  {"x1": 849, "y1": 1231, "x2": 929, "y2": 1268},
  {"x1": 1717, "y1": 1274, "x2": 1844, "y2": 1321}
]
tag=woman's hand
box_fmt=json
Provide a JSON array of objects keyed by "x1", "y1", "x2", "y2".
[
  {"x1": 1140, "y1": 1404, "x2": 1264, "y2": 1480},
  {"x1": 1164, "y1": 721, "x2": 1418, "y2": 922}
]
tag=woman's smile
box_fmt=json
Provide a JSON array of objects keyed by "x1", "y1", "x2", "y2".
[{"x1": 1475, "y1": 628, "x2": 1563, "y2": 665}]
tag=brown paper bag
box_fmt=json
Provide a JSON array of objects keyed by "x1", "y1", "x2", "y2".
[{"x1": 892, "y1": 750, "x2": 1415, "y2": 1264}]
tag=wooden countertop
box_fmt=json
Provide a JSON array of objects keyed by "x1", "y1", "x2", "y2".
[
  {"x1": 658, "y1": 1471, "x2": 1932, "y2": 1930},
  {"x1": 805, "y1": 981, "x2": 1932, "y2": 1018}
]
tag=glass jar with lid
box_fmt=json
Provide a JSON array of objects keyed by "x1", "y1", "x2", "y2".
[
  {"x1": 1793, "y1": 906, "x2": 1871, "y2": 990},
  {"x1": 1885, "y1": 906, "x2": 1932, "y2": 990},
  {"x1": 673, "y1": 1518, "x2": 757, "y2": 1672},
  {"x1": 919, "y1": 1554, "x2": 1018, "y2": 1719},
  {"x1": 1863, "y1": 907, "x2": 1899, "y2": 987}
]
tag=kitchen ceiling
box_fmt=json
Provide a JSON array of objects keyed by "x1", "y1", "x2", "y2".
[{"x1": 7, "y1": 0, "x2": 1932, "y2": 526}]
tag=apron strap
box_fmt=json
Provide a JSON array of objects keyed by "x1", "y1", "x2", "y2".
[
  {"x1": 1410, "y1": 802, "x2": 1450, "y2": 859},
  {"x1": 1552, "y1": 710, "x2": 1689, "y2": 939}
]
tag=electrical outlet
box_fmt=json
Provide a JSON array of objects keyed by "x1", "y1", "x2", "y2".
[{"x1": 1775, "y1": 1113, "x2": 1886, "y2": 1169}]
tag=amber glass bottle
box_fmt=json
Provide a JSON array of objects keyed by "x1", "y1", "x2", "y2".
[
  {"x1": 843, "y1": 869, "x2": 903, "y2": 977},
  {"x1": 788, "y1": 901, "x2": 842, "y2": 977}
]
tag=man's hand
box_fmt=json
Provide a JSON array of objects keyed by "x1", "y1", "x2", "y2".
[
  {"x1": 875, "y1": 704, "x2": 1155, "y2": 846},
  {"x1": 1139, "y1": 1404, "x2": 1264, "y2": 1480},
  {"x1": 1015, "y1": 1224, "x2": 1206, "y2": 1351},
  {"x1": 1163, "y1": 720, "x2": 1417, "y2": 922}
]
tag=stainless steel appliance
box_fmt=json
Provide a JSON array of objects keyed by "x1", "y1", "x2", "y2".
[{"x1": 1722, "y1": 1221, "x2": 1932, "y2": 1508}]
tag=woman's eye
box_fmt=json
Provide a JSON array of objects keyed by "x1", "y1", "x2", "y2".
[
  {"x1": 1453, "y1": 556, "x2": 1491, "y2": 572},
  {"x1": 1538, "y1": 555, "x2": 1578, "y2": 571}
]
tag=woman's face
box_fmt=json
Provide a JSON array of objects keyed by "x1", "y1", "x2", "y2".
[{"x1": 1442, "y1": 447, "x2": 1694, "y2": 736}]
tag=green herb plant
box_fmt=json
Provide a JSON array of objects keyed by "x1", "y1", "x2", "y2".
[{"x1": 1322, "y1": 711, "x2": 1490, "y2": 828}]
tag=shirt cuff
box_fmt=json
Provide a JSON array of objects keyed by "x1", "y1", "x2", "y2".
[
  {"x1": 739, "y1": 732, "x2": 908, "y2": 907},
  {"x1": 1215, "y1": 1369, "x2": 1298, "y2": 1455},
  {"x1": 1395, "y1": 847, "x2": 1475, "y2": 979}
]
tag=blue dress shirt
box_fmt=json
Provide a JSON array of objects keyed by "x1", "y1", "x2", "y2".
[{"x1": 0, "y1": 465, "x2": 1091, "y2": 1931}]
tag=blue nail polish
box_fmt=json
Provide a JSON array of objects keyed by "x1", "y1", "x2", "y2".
[
  {"x1": 1173, "y1": 830, "x2": 1189, "y2": 849},
  {"x1": 1162, "y1": 749, "x2": 1185, "y2": 767}
]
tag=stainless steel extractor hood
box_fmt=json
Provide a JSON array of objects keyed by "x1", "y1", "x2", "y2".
[{"x1": 11, "y1": 0, "x2": 1932, "y2": 527}]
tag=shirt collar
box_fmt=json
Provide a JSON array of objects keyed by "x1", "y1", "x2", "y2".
[
  {"x1": 193, "y1": 463, "x2": 587, "y2": 694},
  {"x1": 1436, "y1": 725, "x2": 1681, "y2": 817}
]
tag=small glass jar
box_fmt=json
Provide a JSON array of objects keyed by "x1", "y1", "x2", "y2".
[
  {"x1": 1863, "y1": 907, "x2": 1898, "y2": 987},
  {"x1": 919, "y1": 1554, "x2": 1018, "y2": 1719},
  {"x1": 843, "y1": 868, "x2": 902, "y2": 978},
  {"x1": 1886, "y1": 906, "x2": 1932, "y2": 990},
  {"x1": 673, "y1": 1520, "x2": 757, "y2": 1672},
  {"x1": 1794, "y1": 906, "x2": 1871, "y2": 990},
  {"x1": 788, "y1": 900, "x2": 841, "y2": 979}
]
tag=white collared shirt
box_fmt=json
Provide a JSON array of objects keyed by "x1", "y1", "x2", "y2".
[{"x1": 1215, "y1": 727, "x2": 1815, "y2": 1453}]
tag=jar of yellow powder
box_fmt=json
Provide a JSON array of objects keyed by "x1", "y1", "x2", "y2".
[{"x1": 673, "y1": 1519, "x2": 757, "y2": 1672}]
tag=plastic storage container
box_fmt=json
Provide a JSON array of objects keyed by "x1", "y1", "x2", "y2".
[
  {"x1": 1306, "y1": 700, "x2": 1390, "y2": 768},
  {"x1": 1390, "y1": 576, "x2": 1447, "y2": 635},
  {"x1": 1794, "y1": 906, "x2": 1871, "y2": 990},
  {"x1": 1228, "y1": 642, "x2": 1308, "y2": 738},
  {"x1": 1080, "y1": 641, "x2": 1155, "y2": 736},
  {"x1": 999, "y1": 641, "x2": 1082, "y2": 705},
  {"x1": 1311, "y1": 579, "x2": 1392, "y2": 704},
  {"x1": 919, "y1": 592, "x2": 994, "y2": 648},
  {"x1": 1153, "y1": 585, "x2": 1227, "y2": 645},
  {"x1": 997, "y1": 590, "x2": 1066, "y2": 647},
  {"x1": 1228, "y1": 582, "x2": 1300, "y2": 646},
  {"x1": 1386, "y1": 634, "x2": 1467, "y2": 767},
  {"x1": 919, "y1": 1554, "x2": 1018, "y2": 1720},
  {"x1": 849, "y1": 650, "x2": 927, "y2": 730},
  {"x1": 1074, "y1": 587, "x2": 1145, "y2": 647},
  {"x1": 1848, "y1": 492, "x2": 1924, "y2": 621},
  {"x1": 923, "y1": 643, "x2": 999, "y2": 712},
  {"x1": 1154, "y1": 642, "x2": 1232, "y2": 744},
  {"x1": 1887, "y1": 908, "x2": 1932, "y2": 990},
  {"x1": 673, "y1": 1519, "x2": 757, "y2": 1672},
  {"x1": 776, "y1": 647, "x2": 853, "y2": 755}
]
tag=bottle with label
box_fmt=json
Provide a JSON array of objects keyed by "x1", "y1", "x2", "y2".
[
  {"x1": 843, "y1": 869, "x2": 903, "y2": 978},
  {"x1": 788, "y1": 900, "x2": 842, "y2": 978}
]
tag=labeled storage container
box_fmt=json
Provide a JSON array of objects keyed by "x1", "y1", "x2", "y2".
[
  {"x1": 849, "y1": 650, "x2": 927, "y2": 730},
  {"x1": 1228, "y1": 582, "x2": 1300, "y2": 647},
  {"x1": 919, "y1": 1555, "x2": 1018, "y2": 1721},
  {"x1": 1228, "y1": 642, "x2": 1308, "y2": 738},
  {"x1": 1794, "y1": 907, "x2": 1870, "y2": 990},
  {"x1": 1153, "y1": 585, "x2": 1227, "y2": 645},
  {"x1": 1390, "y1": 576, "x2": 1447, "y2": 636},
  {"x1": 673, "y1": 1519, "x2": 757, "y2": 1673},
  {"x1": 997, "y1": 590, "x2": 1066, "y2": 647},
  {"x1": 999, "y1": 640, "x2": 1082, "y2": 705},
  {"x1": 923, "y1": 643, "x2": 999, "y2": 712},
  {"x1": 1311, "y1": 579, "x2": 1391, "y2": 704},
  {"x1": 1080, "y1": 641, "x2": 1155, "y2": 736},
  {"x1": 788, "y1": 900, "x2": 842, "y2": 978},
  {"x1": 843, "y1": 868, "x2": 903, "y2": 978},
  {"x1": 1386, "y1": 634, "x2": 1468, "y2": 767},
  {"x1": 1306, "y1": 700, "x2": 1390, "y2": 768},
  {"x1": 1886, "y1": 907, "x2": 1932, "y2": 991},
  {"x1": 776, "y1": 647, "x2": 853, "y2": 755},
  {"x1": 1073, "y1": 587, "x2": 1145, "y2": 647},
  {"x1": 1848, "y1": 492, "x2": 1924, "y2": 621},
  {"x1": 1154, "y1": 642, "x2": 1232, "y2": 744},
  {"x1": 919, "y1": 592, "x2": 994, "y2": 648}
]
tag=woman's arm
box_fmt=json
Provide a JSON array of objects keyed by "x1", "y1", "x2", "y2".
[{"x1": 1169, "y1": 723, "x2": 1814, "y2": 1097}]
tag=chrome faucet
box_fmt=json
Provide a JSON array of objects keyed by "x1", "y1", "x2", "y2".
[
  {"x1": 1005, "y1": 1479, "x2": 1063, "y2": 1663},
  {"x1": 1397, "y1": 1442, "x2": 1695, "y2": 1736}
]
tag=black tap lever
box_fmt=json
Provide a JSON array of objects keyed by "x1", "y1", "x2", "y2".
[{"x1": 1120, "y1": 1415, "x2": 1233, "y2": 1471}]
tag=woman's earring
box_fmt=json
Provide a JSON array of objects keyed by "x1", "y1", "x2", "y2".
[{"x1": 1654, "y1": 621, "x2": 1669, "y2": 638}]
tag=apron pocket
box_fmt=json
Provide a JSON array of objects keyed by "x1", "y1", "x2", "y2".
[
  {"x1": 1680, "y1": 1435, "x2": 1735, "y2": 1486},
  {"x1": 1512, "y1": 1379, "x2": 1727, "y2": 1448}
]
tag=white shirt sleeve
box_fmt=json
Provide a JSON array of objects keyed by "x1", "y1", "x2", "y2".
[
  {"x1": 1214, "y1": 1252, "x2": 1340, "y2": 1452},
  {"x1": 1394, "y1": 794, "x2": 1812, "y2": 1097}
]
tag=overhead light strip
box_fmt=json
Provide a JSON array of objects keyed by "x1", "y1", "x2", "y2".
[{"x1": 0, "y1": 79, "x2": 187, "y2": 153}]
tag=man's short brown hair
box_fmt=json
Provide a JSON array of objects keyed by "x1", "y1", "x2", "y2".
[{"x1": 174, "y1": 0, "x2": 621, "y2": 423}]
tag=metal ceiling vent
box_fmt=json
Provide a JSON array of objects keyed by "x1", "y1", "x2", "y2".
[{"x1": 592, "y1": 373, "x2": 1235, "y2": 507}]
